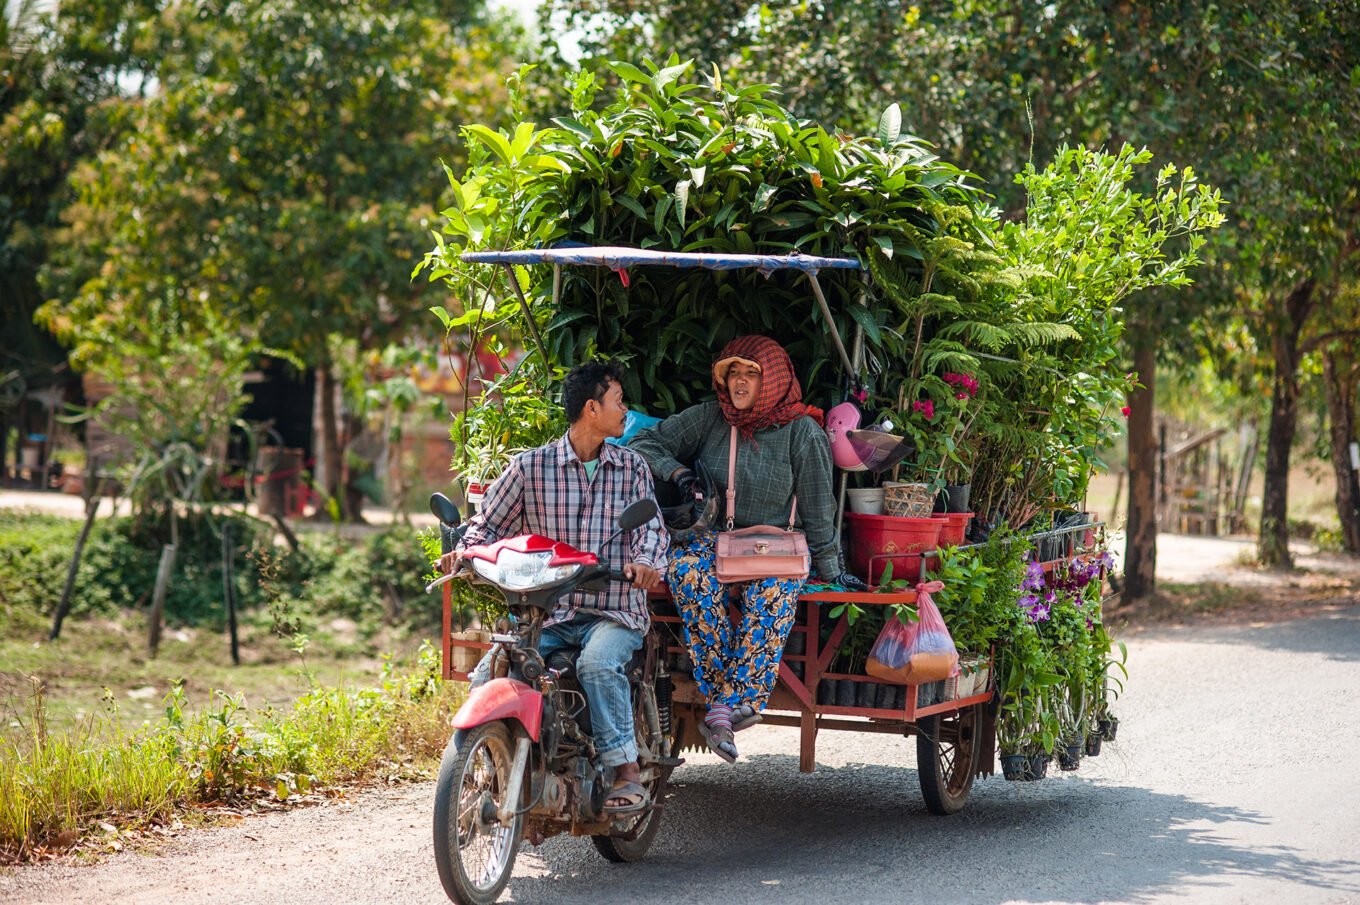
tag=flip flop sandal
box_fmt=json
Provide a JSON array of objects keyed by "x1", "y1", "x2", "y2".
[
  {"x1": 602, "y1": 780, "x2": 651, "y2": 815},
  {"x1": 697, "y1": 720, "x2": 739, "y2": 764},
  {"x1": 731, "y1": 703, "x2": 762, "y2": 733}
]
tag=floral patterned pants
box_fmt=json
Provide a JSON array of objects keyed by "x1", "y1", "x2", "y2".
[{"x1": 668, "y1": 530, "x2": 804, "y2": 711}]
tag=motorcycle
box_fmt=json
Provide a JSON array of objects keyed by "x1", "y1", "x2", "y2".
[{"x1": 425, "y1": 493, "x2": 681, "y2": 905}]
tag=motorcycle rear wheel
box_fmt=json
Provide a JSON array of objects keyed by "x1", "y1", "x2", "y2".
[
  {"x1": 590, "y1": 793, "x2": 664, "y2": 863},
  {"x1": 433, "y1": 722, "x2": 523, "y2": 905},
  {"x1": 590, "y1": 731, "x2": 671, "y2": 862}
]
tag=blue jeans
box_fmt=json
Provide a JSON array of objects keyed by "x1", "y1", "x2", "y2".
[{"x1": 468, "y1": 615, "x2": 643, "y2": 768}]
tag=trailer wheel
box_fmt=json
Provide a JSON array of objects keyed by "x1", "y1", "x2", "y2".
[{"x1": 916, "y1": 706, "x2": 980, "y2": 815}]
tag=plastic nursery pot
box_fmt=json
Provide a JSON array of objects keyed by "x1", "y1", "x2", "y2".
[
  {"x1": 1026, "y1": 754, "x2": 1051, "y2": 780},
  {"x1": 944, "y1": 483, "x2": 971, "y2": 513},
  {"x1": 916, "y1": 681, "x2": 944, "y2": 708},
  {"x1": 846, "y1": 487, "x2": 886, "y2": 515},
  {"x1": 1059, "y1": 740, "x2": 1083, "y2": 772},
  {"x1": 816, "y1": 679, "x2": 837, "y2": 705},
  {"x1": 931, "y1": 512, "x2": 974, "y2": 547},
  {"x1": 1000, "y1": 754, "x2": 1029, "y2": 781},
  {"x1": 1099, "y1": 716, "x2": 1120, "y2": 741},
  {"x1": 1085, "y1": 732, "x2": 1103, "y2": 757},
  {"x1": 784, "y1": 631, "x2": 807, "y2": 656},
  {"x1": 835, "y1": 680, "x2": 858, "y2": 708},
  {"x1": 875, "y1": 683, "x2": 897, "y2": 710},
  {"x1": 856, "y1": 681, "x2": 879, "y2": 709}
]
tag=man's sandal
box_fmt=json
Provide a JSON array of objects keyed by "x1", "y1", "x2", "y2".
[
  {"x1": 603, "y1": 780, "x2": 650, "y2": 815},
  {"x1": 697, "y1": 720, "x2": 739, "y2": 764},
  {"x1": 731, "y1": 702, "x2": 762, "y2": 733}
]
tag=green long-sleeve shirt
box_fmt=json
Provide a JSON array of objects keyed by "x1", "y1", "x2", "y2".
[{"x1": 629, "y1": 401, "x2": 843, "y2": 579}]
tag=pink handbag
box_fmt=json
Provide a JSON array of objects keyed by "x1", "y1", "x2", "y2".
[{"x1": 713, "y1": 426, "x2": 811, "y2": 583}]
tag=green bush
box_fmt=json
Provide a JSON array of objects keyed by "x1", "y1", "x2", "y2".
[{"x1": 0, "y1": 512, "x2": 437, "y2": 642}]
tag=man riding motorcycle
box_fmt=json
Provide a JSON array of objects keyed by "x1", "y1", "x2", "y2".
[{"x1": 439, "y1": 361, "x2": 669, "y2": 813}]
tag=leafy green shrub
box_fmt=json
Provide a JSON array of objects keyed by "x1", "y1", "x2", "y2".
[
  {"x1": 0, "y1": 512, "x2": 437, "y2": 642},
  {"x1": 0, "y1": 511, "x2": 268, "y2": 628}
]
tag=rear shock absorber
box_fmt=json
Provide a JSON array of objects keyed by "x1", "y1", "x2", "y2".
[{"x1": 654, "y1": 669, "x2": 673, "y2": 736}]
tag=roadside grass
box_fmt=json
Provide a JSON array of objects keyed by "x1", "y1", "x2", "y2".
[
  {"x1": 0, "y1": 642, "x2": 463, "y2": 865},
  {"x1": 0, "y1": 602, "x2": 396, "y2": 736}
]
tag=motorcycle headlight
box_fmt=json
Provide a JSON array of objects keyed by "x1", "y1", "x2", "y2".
[{"x1": 471, "y1": 550, "x2": 582, "y2": 591}]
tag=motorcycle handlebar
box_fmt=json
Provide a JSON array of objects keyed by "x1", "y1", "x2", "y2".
[{"x1": 422, "y1": 561, "x2": 636, "y2": 595}]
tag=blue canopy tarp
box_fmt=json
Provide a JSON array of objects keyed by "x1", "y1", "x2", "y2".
[{"x1": 460, "y1": 245, "x2": 860, "y2": 274}]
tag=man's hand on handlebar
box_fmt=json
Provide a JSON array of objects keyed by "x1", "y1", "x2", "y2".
[
  {"x1": 438, "y1": 550, "x2": 465, "y2": 575},
  {"x1": 623, "y1": 562, "x2": 662, "y2": 591}
]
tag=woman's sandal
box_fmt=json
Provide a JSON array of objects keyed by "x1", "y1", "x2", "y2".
[
  {"x1": 603, "y1": 780, "x2": 651, "y2": 815},
  {"x1": 697, "y1": 720, "x2": 739, "y2": 763},
  {"x1": 731, "y1": 702, "x2": 762, "y2": 733}
]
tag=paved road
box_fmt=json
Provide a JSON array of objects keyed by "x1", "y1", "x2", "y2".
[{"x1": 4, "y1": 604, "x2": 1359, "y2": 905}]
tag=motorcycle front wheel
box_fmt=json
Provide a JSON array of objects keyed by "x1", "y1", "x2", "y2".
[{"x1": 433, "y1": 722, "x2": 523, "y2": 905}]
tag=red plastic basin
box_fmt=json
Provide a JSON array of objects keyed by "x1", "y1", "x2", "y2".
[{"x1": 844, "y1": 513, "x2": 943, "y2": 585}]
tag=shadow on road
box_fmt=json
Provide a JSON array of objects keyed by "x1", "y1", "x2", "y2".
[
  {"x1": 1161, "y1": 603, "x2": 1360, "y2": 663},
  {"x1": 508, "y1": 754, "x2": 1360, "y2": 905}
]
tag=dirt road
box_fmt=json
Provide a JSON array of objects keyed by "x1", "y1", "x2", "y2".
[{"x1": 4, "y1": 599, "x2": 1360, "y2": 905}]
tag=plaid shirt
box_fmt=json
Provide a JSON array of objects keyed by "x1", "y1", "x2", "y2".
[{"x1": 457, "y1": 433, "x2": 668, "y2": 632}]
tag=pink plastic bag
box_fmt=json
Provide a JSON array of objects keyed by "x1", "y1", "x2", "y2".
[{"x1": 865, "y1": 580, "x2": 959, "y2": 684}]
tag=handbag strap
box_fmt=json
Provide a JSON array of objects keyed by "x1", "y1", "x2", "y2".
[{"x1": 725, "y1": 425, "x2": 798, "y2": 531}]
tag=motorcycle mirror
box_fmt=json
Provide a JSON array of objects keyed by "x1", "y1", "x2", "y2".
[
  {"x1": 429, "y1": 493, "x2": 461, "y2": 528},
  {"x1": 617, "y1": 498, "x2": 659, "y2": 532},
  {"x1": 597, "y1": 499, "x2": 660, "y2": 558}
]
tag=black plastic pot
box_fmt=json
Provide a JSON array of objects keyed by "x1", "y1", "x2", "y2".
[
  {"x1": 1099, "y1": 716, "x2": 1120, "y2": 741},
  {"x1": 788, "y1": 661, "x2": 805, "y2": 681},
  {"x1": 1085, "y1": 732, "x2": 1103, "y2": 757},
  {"x1": 944, "y1": 483, "x2": 971, "y2": 513},
  {"x1": 875, "y1": 683, "x2": 897, "y2": 710},
  {"x1": 1000, "y1": 754, "x2": 1029, "y2": 781},
  {"x1": 784, "y1": 631, "x2": 806, "y2": 656},
  {"x1": 1058, "y1": 741, "x2": 1083, "y2": 771},
  {"x1": 855, "y1": 681, "x2": 878, "y2": 708},
  {"x1": 1026, "y1": 753, "x2": 1051, "y2": 780},
  {"x1": 816, "y1": 679, "x2": 836, "y2": 705},
  {"x1": 835, "y1": 679, "x2": 858, "y2": 708},
  {"x1": 892, "y1": 686, "x2": 908, "y2": 710}
]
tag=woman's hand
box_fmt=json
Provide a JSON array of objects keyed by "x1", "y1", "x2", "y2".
[{"x1": 828, "y1": 571, "x2": 867, "y2": 592}]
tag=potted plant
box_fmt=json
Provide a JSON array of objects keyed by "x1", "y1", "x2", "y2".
[
  {"x1": 888, "y1": 370, "x2": 986, "y2": 509},
  {"x1": 450, "y1": 364, "x2": 566, "y2": 511},
  {"x1": 51, "y1": 446, "x2": 88, "y2": 495}
]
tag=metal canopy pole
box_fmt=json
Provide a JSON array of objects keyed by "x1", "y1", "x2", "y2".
[
  {"x1": 806, "y1": 271, "x2": 855, "y2": 379},
  {"x1": 500, "y1": 262, "x2": 550, "y2": 367}
]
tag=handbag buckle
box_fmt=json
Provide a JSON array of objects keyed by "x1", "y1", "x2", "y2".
[{"x1": 755, "y1": 541, "x2": 769, "y2": 554}]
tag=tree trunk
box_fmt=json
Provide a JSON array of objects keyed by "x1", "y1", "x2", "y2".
[
  {"x1": 1322, "y1": 350, "x2": 1360, "y2": 555},
  {"x1": 314, "y1": 362, "x2": 342, "y2": 517},
  {"x1": 1258, "y1": 279, "x2": 1317, "y2": 568},
  {"x1": 50, "y1": 494, "x2": 100, "y2": 640},
  {"x1": 147, "y1": 543, "x2": 177, "y2": 658},
  {"x1": 1123, "y1": 320, "x2": 1159, "y2": 602}
]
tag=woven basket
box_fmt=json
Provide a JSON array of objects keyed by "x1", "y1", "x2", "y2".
[{"x1": 883, "y1": 482, "x2": 934, "y2": 518}]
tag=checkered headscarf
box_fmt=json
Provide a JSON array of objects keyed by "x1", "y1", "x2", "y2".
[{"x1": 712, "y1": 335, "x2": 821, "y2": 438}]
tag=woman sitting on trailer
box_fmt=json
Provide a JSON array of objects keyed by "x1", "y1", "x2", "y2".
[{"x1": 631, "y1": 335, "x2": 864, "y2": 762}]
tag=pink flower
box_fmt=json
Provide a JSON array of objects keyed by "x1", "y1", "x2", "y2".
[
  {"x1": 1120, "y1": 406, "x2": 1131, "y2": 418},
  {"x1": 943, "y1": 372, "x2": 979, "y2": 398},
  {"x1": 913, "y1": 399, "x2": 935, "y2": 421}
]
